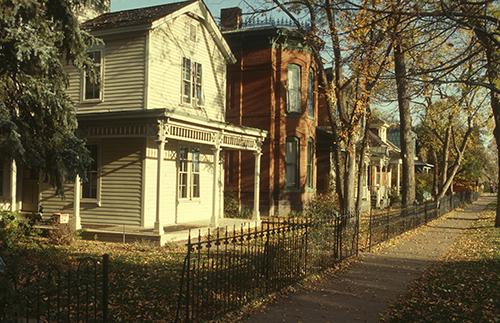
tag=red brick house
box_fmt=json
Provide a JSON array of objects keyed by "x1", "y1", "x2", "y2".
[{"x1": 221, "y1": 8, "x2": 318, "y2": 215}]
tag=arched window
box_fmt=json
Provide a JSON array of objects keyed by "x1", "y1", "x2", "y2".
[
  {"x1": 306, "y1": 138, "x2": 314, "y2": 188},
  {"x1": 287, "y1": 64, "x2": 301, "y2": 113},
  {"x1": 307, "y1": 68, "x2": 315, "y2": 118},
  {"x1": 285, "y1": 137, "x2": 300, "y2": 189}
]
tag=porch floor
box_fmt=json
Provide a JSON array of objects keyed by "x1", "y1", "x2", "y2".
[{"x1": 81, "y1": 218, "x2": 260, "y2": 245}]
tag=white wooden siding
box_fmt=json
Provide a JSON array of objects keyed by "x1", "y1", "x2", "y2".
[
  {"x1": 142, "y1": 140, "x2": 218, "y2": 226},
  {"x1": 143, "y1": 138, "x2": 160, "y2": 227},
  {"x1": 40, "y1": 138, "x2": 144, "y2": 226},
  {"x1": 66, "y1": 31, "x2": 147, "y2": 113},
  {"x1": 147, "y1": 4, "x2": 227, "y2": 122}
]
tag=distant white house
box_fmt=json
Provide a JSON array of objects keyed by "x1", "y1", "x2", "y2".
[
  {"x1": 364, "y1": 117, "x2": 402, "y2": 209},
  {"x1": 0, "y1": 0, "x2": 266, "y2": 239}
]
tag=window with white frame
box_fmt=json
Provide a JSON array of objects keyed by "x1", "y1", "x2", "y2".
[
  {"x1": 191, "y1": 148, "x2": 200, "y2": 198},
  {"x1": 181, "y1": 58, "x2": 203, "y2": 106},
  {"x1": 307, "y1": 68, "x2": 315, "y2": 118},
  {"x1": 82, "y1": 145, "x2": 99, "y2": 200},
  {"x1": 83, "y1": 51, "x2": 102, "y2": 101},
  {"x1": 178, "y1": 147, "x2": 201, "y2": 199},
  {"x1": 178, "y1": 147, "x2": 189, "y2": 198},
  {"x1": 306, "y1": 139, "x2": 314, "y2": 188},
  {"x1": 285, "y1": 137, "x2": 300, "y2": 189},
  {"x1": 287, "y1": 64, "x2": 301, "y2": 113}
]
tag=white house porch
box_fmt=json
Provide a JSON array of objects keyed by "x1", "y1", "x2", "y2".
[
  {"x1": 73, "y1": 109, "x2": 266, "y2": 242},
  {"x1": 3, "y1": 109, "x2": 266, "y2": 245}
]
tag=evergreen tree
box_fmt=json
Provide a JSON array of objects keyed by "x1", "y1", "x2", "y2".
[{"x1": 0, "y1": 0, "x2": 104, "y2": 194}]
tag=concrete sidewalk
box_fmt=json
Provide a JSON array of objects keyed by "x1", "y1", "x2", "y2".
[{"x1": 244, "y1": 195, "x2": 494, "y2": 323}]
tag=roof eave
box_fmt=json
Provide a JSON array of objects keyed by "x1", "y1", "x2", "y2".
[{"x1": 86, "y1": 23, "x2": 151, "y2": 36}]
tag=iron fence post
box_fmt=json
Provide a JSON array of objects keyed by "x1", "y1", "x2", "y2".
[
  {"x1": 185, "y1": 233, "x2": 192, "y2": 322},
  {"x1": 385, "y1": 209, "x2": 390, "y2": 240},
  {"x1": 424, "y1": 201, "x2": 428, "y2": 223},
  {"x1": 355, "y1": 211, "x2": 360, "y2": 256},
  {"x1": 368, "y1": 207, "x2": 373, "y2": 251},
  {"x1": 102, "y1": 254, "x2": 109, "y2": 323},
  {"x1": 304, "y1": 218, "x2": 309, "y2": 275}
]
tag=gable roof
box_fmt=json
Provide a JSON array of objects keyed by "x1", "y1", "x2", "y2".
[{"x1": 82, "y1": 0, "x2": 197, "y2": 31}]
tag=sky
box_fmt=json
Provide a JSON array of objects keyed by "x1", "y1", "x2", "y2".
[{"x1": 111, "y1": 0, "x2": 258, "y2": 20}]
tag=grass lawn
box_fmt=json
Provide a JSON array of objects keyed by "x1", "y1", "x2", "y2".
[
  {"x1": 381, "y1": 203, "x2": 500, "y2": 322},
  {"x1": 2, "y1": 238, "x2": 187, "y2": 322}
]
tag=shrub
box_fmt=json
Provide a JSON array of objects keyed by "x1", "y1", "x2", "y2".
[
  {"x1": 224, "y1": 191, "x2": 252, "y2": 219},
  {"x1": 389, "y1": 189, "x2": 401, "y2": 206},
  {"x1": 47, "y1": 223, "x2": 77, "y2": 245},
  {"x1": 416, "y1": 173, "x2": 434, "y2": 202},
  {"x1": 303, "y1": 192, "x2": 340, "y2": 219},
  {"x1": 0, "y1": 211, "x2": 38, "y2": 250}
]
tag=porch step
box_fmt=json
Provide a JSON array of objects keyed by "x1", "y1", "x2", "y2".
[{"x1": 80, "y1": 230, "x2": 161, "y2": 244}]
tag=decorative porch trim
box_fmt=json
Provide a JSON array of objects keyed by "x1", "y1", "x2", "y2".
[
  {"x1": 162, "y1": 119, "x2": 265, "y2": 151},
  {"x1": 79, "y1": 113, "x2": 266, "y2": 151},
  {"x1": 82, "y1": 124, "x2": 150, "y2": 138}
]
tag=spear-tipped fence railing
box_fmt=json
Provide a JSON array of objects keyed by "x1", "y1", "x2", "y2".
[
  {"x1": 0, "y1": 254, "x2": 109, "y2": 322},
  {"x1": 360, "y1": 191, "x2": 481, "y2": 251},
  {"x1": 176, "y1": 191, "x2": 479, "y2": 322},
  {"x1": 175, "y1": 213, "x2": 358, "y2": 322}
]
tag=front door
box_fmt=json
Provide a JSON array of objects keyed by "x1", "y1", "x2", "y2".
[{"x1": 21, "y1": 169, "x2": 39, "y2": 213}]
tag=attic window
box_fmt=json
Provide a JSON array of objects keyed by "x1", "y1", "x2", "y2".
[{"x1": 189, "y1": 23, "x2": 197, "y2": 42}]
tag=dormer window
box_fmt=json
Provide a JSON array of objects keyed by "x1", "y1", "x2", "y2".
[
  {"x1": 83, "y1": 50, "x2": 102, "y2": 101},
  {"x1": 182, "y1": 57, "x2": 203, "y2": 106}
]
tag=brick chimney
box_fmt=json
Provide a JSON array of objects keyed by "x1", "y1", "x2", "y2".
[{"x1": 220, "y1": 7, "x2": 242, "y2": 31}]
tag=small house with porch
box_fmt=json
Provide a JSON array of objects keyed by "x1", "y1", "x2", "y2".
[{"x1": 0, "y1": 0, "x2": 266, "y2": 243}]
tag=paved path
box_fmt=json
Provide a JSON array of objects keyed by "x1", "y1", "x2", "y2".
[{"x1": 244, "y1": 195, "x2": 494, "y2": 323}]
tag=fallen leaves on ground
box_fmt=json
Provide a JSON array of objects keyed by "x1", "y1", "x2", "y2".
[
  {"x1": 380, "y1": 204, "x2": 500, "y2": 322},
  {"x1": 6, "y1": 238, "x2": 186, "y2": 322}
]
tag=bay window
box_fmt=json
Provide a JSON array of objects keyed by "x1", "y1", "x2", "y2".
[
  {"x1": 287, "y1": 64, "x2": 301, "y2": 113},
  {"x1": 285, "y1": 137, "x2": 300, "y2": 189},
  {"x1": 306, "y1": 139, "x2": 314, "y2": 188}
]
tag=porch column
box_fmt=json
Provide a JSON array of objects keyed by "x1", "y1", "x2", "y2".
[
  {"x1": 154, "y1": 136, "x2": 165, "y2": 235},
  {"x1": 10, "y1": 159, "x2": 17, "y2": 211},
  {"x1": 388, "y1": 166, "x2": 392, "y2": 192},
  {"x1": 73, "y1": 174, "x2": 81, "y2": 230},
  {"x1": 253, "y1": 149, "x2": 262, "y2": 221},
  {"x1": 396, "y1": 162, "x2": 401, "y2": 196},
  {"x1": 211, "y1": 145, "x2": 221, "y2": 227},
  {"x1": 364, "y1": 164, "x2": 369, "y2": 198}
]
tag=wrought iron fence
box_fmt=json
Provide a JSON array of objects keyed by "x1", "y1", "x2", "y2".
[
  {"x1": 175, "y1": 213, "x2": 358, "y2": 322},
  {"x1": 176, "y1": 191, "x2": 480, "y2": 322},
  {"x1": 360, "y1": 191, "x2": 481, "y2": 251},
  {"x1": 0, "y1": 254, "x2": 109, "y2": 322}
]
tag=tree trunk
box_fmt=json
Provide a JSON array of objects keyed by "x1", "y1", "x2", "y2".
[
  {"x1": 432, "y1": 148, "x2": 439, "y2": 198},
  {"x1": 493, "y1": 94, "x2": 500, "y2": 227},
  {"x1": 356, "y1": 123, "x2": 369, "y2": 214},
  {"x1": 441, "y1": 124, "x2": 451, "y2": 191},
  {"x1": 344, "y1": 142, "x2": 357, "y2": 214},
  {"x1": 394, "y1": 38, "x2": 416, "y2": 207}
]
